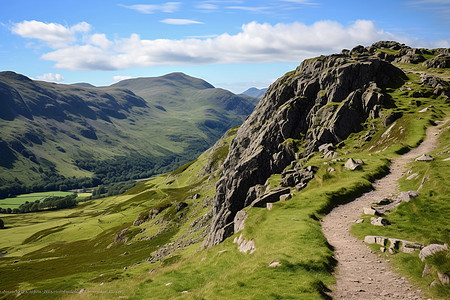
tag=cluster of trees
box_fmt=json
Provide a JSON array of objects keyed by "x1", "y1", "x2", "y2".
[
  {"x1": 74, "y1": 153, "x2": 177, "y2": 184},
  {"x1": 0, "y1": 194, "x2": 78, "y2": 214}
]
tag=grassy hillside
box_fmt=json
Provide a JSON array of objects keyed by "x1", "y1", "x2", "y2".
[
  {"x1": 0, "y1": 50, "x2": 449, "y2": 299},
  {"x1": 0, "y1": 72, "x2": 257, "y2": 198}
]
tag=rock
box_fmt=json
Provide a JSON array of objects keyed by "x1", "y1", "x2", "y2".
[
  {"x1": 438, "y1": 272, "x2": 450, "y2": 284},
  {"x1": 415, "y1": 154, "x2": 434, "y2": 161},
  {"x1": 419, "y1": 244, "x2": 449, "y2": 261},
  {"x1": 280, "y1": 166, "x2": 316, "y2": 188},
  {"x1": 203, "y1": 43, "x2": 408, "y2": 247},
  {"x1": 327, "y1": 167, "x2": 335, "y2": 173},
  {"x1": 192, "y1": 193, "x2": 200, "y2": 200},
  {"x1": 364, "y1": 236, "x2": 387, "y2": 246},
  {"x1": 165, "y1": 282, "x2": 172, "y2": 286},
  {"x1": 370, "y1": 217, "x2": 390, "y2": 226},
  {"x1": 406, "y1": 173, "x2": 419, "y2": 180},
  {"x1": 279, "y1": 193, "x2": 292, "y2": 201},
  {"x1": 250, "y1": 187, "x2": 291, "y2": 207},
  {"x1": 418, "y1": 106, "x2": 433, "y2": 113},
  {"x1": 430, "y1": 280, "x2": 439, "y2": 287},
  {"x1": 234, "y1": 210, "x2": 248, "y2": 233},
  {"x1": 375, "y1": 198, "x2": 392, "y2": 205},
  {"x1": 380, "y1": 247, "x2": 386, "y2": 252},
  {"x1": 345, "y1": 158, "x2": 362, "y2": 170},
  {"x1": 398, "y1": 191, "x2": 419, "y2": 202},
  {"x1": 114, "y1": 227, "x2": 130, "y2": 244},
  {"x1": 266, "y1": 203, "x2": 273, "y2": 210},
  {"x1": 423, "y1": 55, "x2": 450, "y2": 69},
  {"x1": 355, "y1": 219, "x2": 364, "y2": 224},
  {"x1": 363, "y1": 207, "x2": 378, "y2": 215},
  {"x1": 422, "y1": 264, "x2": 430, "y2": 277},
  {"x1": 233, "y1": 233, "x2": 256, "y2": 254},
  {"x1": 175, "y1": 201, "x2": 188, "y2": 212},
  {"x1": 444, "y1": 157, "x2": 450, "y2": 161},
  {"x1": 269, "y1": 261, "x2": 282, "y2": 267}
]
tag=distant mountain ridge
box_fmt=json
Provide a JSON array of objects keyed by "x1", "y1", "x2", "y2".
[
  {"x1": 241, "y1": 87, "x2": 268, "y2": 99},
  {"x1": 0, "y1": 71, "x2": 258, "y2": 197}
]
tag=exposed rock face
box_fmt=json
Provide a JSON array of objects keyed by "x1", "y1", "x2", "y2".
[{"x1": 204, "y1": 43, "x2": 407, "y2": 247}]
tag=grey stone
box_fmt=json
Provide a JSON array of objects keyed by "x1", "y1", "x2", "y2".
[
  {"x1": 234, "y1": 210, "x2": 248, "y2": 233},
  {"x1": 430, "y1": 280, "x2": 439, "y2": 287},
  {"x1": 363, "y1": 207, "x2": 378, "y2": 215},
  {"x1": 266, "y1": 203, "x2": 273, "y2": 210},
  {"x1": 355, "y1": 219, "x2": 364, "y2": 224},
  {"x1": 269, "y1": 261, "x2": 282, "y2": 267},
  {"x1": 419, "y1": 244, "x2": 449, "y2": 261},
  {"x1": 327, "y1": 167, "x2": 336, "y2": 173},
  {"x1": 406, "y1": 173, "x2": 419, "y2": 180},
  {"x1": 345, "y1": 158, "x2": 362, "y2": 170},
  {"x1": 250, "y1": 187, "x2": 291, "y2": 207},
  {"x1": 438, "y1": 272, "x2": 450, "y2": 284},
  {"x1": 370, "y1": 217, "x2": 390, "y2": 226},
  {"x1": 422, "y1": 264, "x2": 430, "y2": 277},
  {"x1": 279, "y1": 193, "x2": 292, "y2": 201},
  {"x1": 415, "y1": 154, "x2": 434, "y2": 161},
  {"x1": 398, "y1": 191, "x2": 419, "y2": 202}
]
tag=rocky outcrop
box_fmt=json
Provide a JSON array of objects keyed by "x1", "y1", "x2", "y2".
[{"x1": 204, "y1": 43, "x2": 408, "y2": 247}]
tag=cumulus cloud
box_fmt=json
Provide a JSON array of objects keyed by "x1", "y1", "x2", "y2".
[
  {"x1": 119, "y1": 2, "x2": 181, "y2": 14},
  {"x1": 21, "y1": 19, "x2": 400, "y2": 71},
  {"x1": 160, "y1": 18, "x2": 204, "y2": 25},
  {"x1": 12, "y1": 20, "x2": 90, "y2": 48},
  {"x1": 35, "y1": 73, "x2": 64, "y2": 82}
]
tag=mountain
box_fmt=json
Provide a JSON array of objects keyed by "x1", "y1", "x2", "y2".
[
  {"x1": 0, "y1": 42, "x2": 449, "y2": 299},
  {"x1": 0, "y1": 71, "x2": 258, "y2": 197},
  {"x1": 240, "y1": 87, "x2": 268, "y2": 99}
]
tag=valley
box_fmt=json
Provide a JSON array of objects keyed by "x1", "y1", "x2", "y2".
[{"x1": 0, "y1": 72, "x2": 257, "y2": 198}]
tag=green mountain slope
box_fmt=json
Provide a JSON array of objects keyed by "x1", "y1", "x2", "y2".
[
  {"x1": 0, "y1": 72, "x2": 257, "y2": 197},
  {"x1": 0, "y1": 42, "x2": 448, "y2": 299}
]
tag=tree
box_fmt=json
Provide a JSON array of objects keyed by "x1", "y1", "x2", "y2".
[{"x1": 0, "y1": 218, "x2": 4, "y2": 229}]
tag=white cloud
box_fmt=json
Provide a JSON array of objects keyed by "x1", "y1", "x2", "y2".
[
  {"x1": 281, "y1": 0, "x2": 318, "y2": 4},
  {"x1": 26, "y1": 19, "x2": 406, "y2": 71},
  {"x1": 89, "y1": 33, "x2": 113, "y2": 49},
  {"x1": 11, "y1": 20, "x2": 90, "y2": 48},
  {"x1": 196, "y1": 3, "x2": 219, "y2": 10},
  {"x1": 119, "y1": 2, "x2": 181, "y2": 14},
  {"x1": 112, "y1": 75, "x2": 132, "y2": 82},
  {"x1": 160, "y1": 18, "x2": 204, "y2": 25},
  {"x1": 35, "y1": 73, "x2": 64, "y2": 82}
]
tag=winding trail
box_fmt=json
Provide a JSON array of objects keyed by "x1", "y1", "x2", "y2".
[{"x1": 322, "y1": 119, "x2": 449, "y2": 300}]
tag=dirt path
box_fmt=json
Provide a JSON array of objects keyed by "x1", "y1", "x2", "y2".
[{"x1": 322, "y1": 119, "x2": 449, "y2": 300}]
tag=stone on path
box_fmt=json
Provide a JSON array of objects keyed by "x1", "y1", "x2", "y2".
[{"x1": 363, "y1": 207, "x2": 378, "y2": 215}]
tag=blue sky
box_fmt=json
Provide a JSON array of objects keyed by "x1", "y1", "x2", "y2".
[{"x1": 1, "y1": 0, "x2": 449, "y2": 93}]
